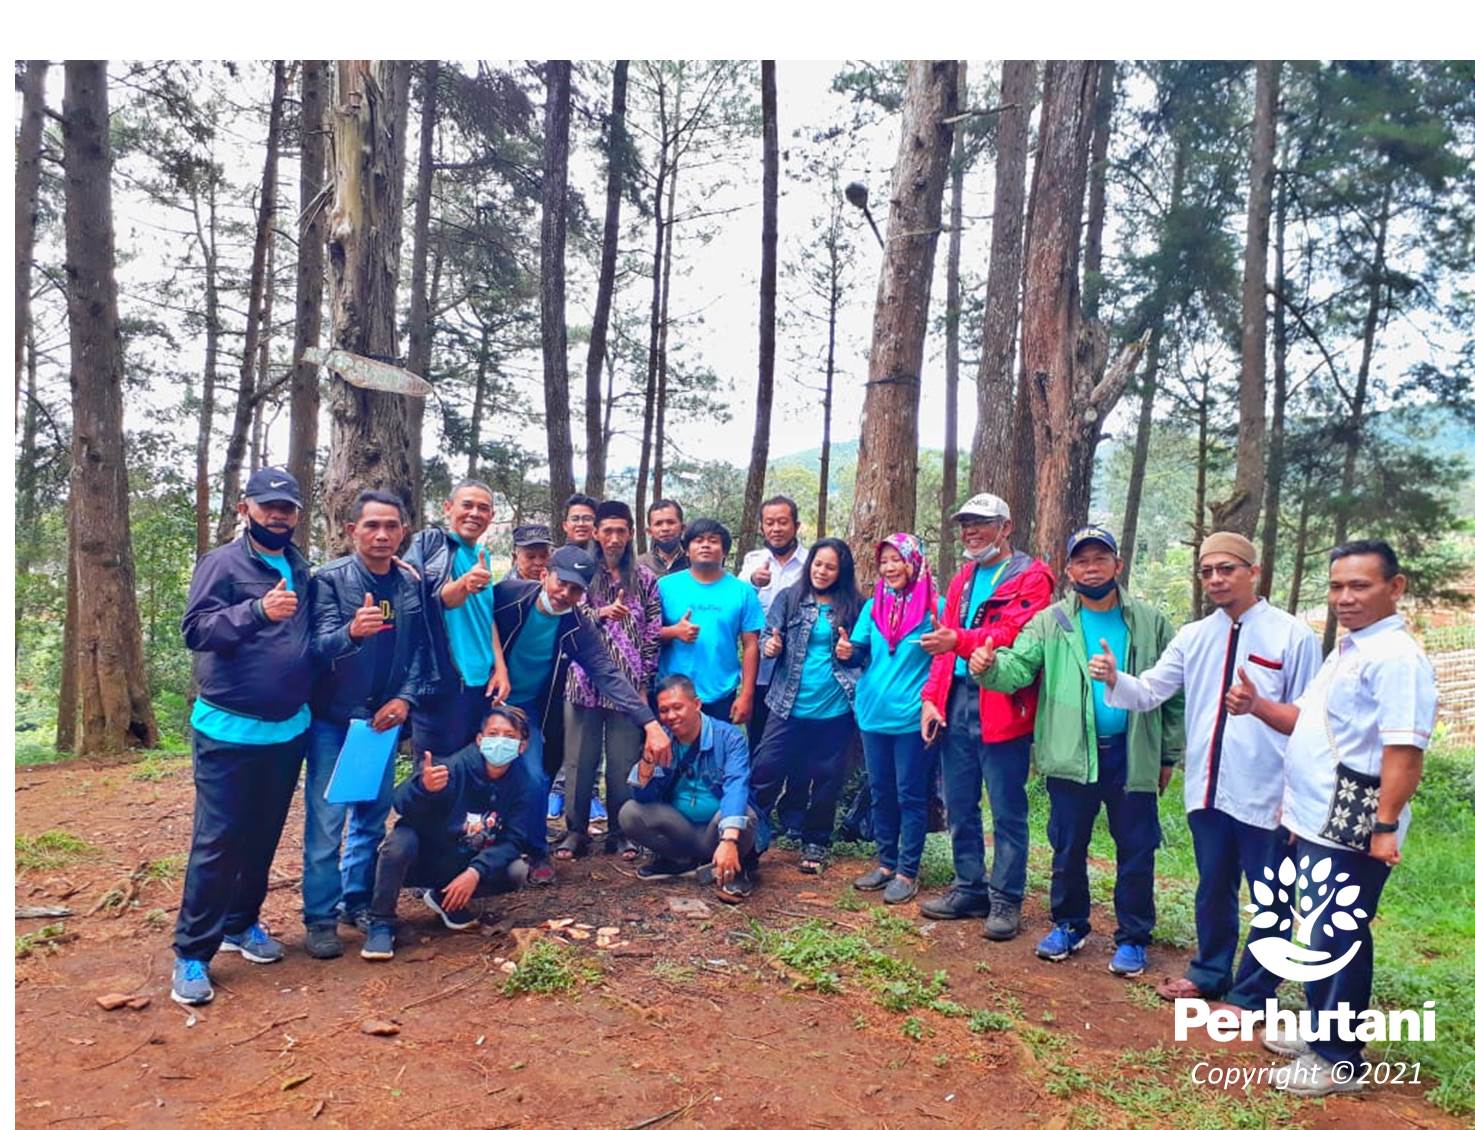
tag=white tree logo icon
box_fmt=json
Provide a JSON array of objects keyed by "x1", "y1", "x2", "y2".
[{"x1": 1244, "y1": 854, "x2": 1369, "y2": 983}]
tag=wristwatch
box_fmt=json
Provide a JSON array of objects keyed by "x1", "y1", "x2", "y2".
[
  {"x1": 1371, "y1": 820, "x2": 1399, "y2": 835},
  {"x1": 720, "y1": 830, "x2": 740, "y2": 844}
]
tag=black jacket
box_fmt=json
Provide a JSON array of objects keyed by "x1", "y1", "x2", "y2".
[
  {"x1": 181, "y1": 536, "x2": 314, "y2": 722},
  {"x1": 308, "y1": 554, "x2": 435, "y2": 725},
  {"x1": 403, "y1": 526, "x2": 467, "y2": 694},
  {"x1": 391, "y1": 744, "x2": 535, "y2": 880}
]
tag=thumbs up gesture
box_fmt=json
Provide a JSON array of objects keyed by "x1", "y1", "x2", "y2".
[
  {"x1": 1087, "y1": 638, "x2": 1118, "y2": 686},
  {"x1": 968, "y1": 634, "x2": 998, "y2": 678},
  {"x1": 834, "y1": 624, "x2": 854, "y2": 662},
  {"x1": 599, "y1": 587, "x2": 632, "y2": 623},
  {"x1": 349, "y1": 589, "x2": 387, "y2": 639},
  {"x1": 461, "y1": 545, "x2": 493, "y2": 596},
  {"x1": 673, "y1": 608, "x2": 700, "y2": 644},
  {"x1": 919, "y1": 611, "x2": 958, "y2": 656},
  {"x1": 261, "y1": 577, "x2": 298, "y2": 622},
  {"x1": 763, "y1": 629, "x2": 784, "y2": 658},
  {"x1": 1225, "y1": 665, "x2": 1258, "y2": 716},
  {"x1": 421, "y1": 750, "x2": 449, "y2": 793},
  {"x1": 750, "y1": 555, "x2": 773, "y2": 588}
]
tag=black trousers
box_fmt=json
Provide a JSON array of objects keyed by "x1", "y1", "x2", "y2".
[
  {"x1": 173, "y1": 731, "x2": 306, "y2": 961},
  {"x1": 618, "y1": 801, "x2": 758, "y2": 867},
  {"x1": 369, "y1": 825, "x2": 526, "y2": 922}
]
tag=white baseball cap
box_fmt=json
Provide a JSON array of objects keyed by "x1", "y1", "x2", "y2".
[{"x1": 953, "y1": 492, "x2": 1011, "y2": 522}]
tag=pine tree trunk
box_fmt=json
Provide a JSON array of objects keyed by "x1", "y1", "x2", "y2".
[
  {"x1": 404, "y1": 60, "x2": 439, "y2": 526},
  {"x1": 249, "y1": 225, "x2": 277, "y2": 472},
  {"x1": 216, "y1": 60, "x2": 288, "y2": 545},
  {"x1": 539, "y1": 60, "x2": 575, "y2": 516},
  {"x1": 289, "y1": 60, "x2": 328, "y2": 552},
  {"x1": 16, "y1": 59, "x2": 48, "y2": 413},
  {"x1": 1216, "y1": 60, "x2": 1280, "y2": 538},
  {"x1": 847, "y1": 61, "x2": 958, "y2": 583},
  {"x1": 970, "y1": 61, "x2": 1034, "y2": 499},
  {"x1": 1287, "y1": 483, "x2": 1312, "y2": 616},
  {"x1": 1192, "y1": 368, "x2": 1211, "y2": 619},
  {"x1": 193, "y1": 181, "x2": 220, "y2": 558},
  {"x1": 467, "y1": 323, "x2": 491, "y2": 478},
  {"x1": 61, "y1": 59, "x2": 159, "y2": 753},
  {"x1": 1117, "y1": 329, "x2": 1161, "y2": 586},
  {"x1": 18, "y1": 331, "x2": 42, "y2": 576},
  {"x1": 938, "y1": 61, "x2": 967, "y2": 581},
  {"x1": 1081, "y1": 61, "x2": 1115, "y2": 321},
  {"x1": 56, "y1": 497, "x2": 79, "y2": 752},
  {"x1": 653, "y1": 69, "x2": 684, "y2": 505},
  {"x1": 321, "y1": 60, "x2": 414, "y2": 557},
  {"x1": 584, "y1": 60, "x2": 628, "y2": 499},
  {"x1": 817, "y1": 259, "x2": 838, "y2": 539},
  {"x1": 633, "y1": 78, "x2": 671, "y2": 555},
  {"x1": 1259, "y1": 162, "x2": 1289, "y2": 598},
  {"x1": 738, "y1": 61, "x2": 779, "y2": 560}
]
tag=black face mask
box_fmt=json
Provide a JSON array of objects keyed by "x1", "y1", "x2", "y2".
[
  {"x1": 653, "y1": 537, "x2": 683, "y2": 555},
  {"x1": 1073, "y1": 578, "x2": 1118, "y2": 601},
  {"x1": 764, "y1": 537, "x2": 798, "y2": 558},
  {"x1": 249, "y1": 518, "x2": 295, "y2": 551}
]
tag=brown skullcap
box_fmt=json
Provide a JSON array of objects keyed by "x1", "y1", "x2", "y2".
[{"x1": 1199, "y1": 531, "x2": 1258, "y2": 565}]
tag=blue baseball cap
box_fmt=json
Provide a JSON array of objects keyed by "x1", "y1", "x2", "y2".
[
  {"x1": 1066, "y1": 524, "x2": 1118, "y2": 558},
  {"x1": 243, "y1": 466, "x2": 303, "y2": 508},
  {"x1": 549, "y1": 544, "x2": 597, "y2": 589}
]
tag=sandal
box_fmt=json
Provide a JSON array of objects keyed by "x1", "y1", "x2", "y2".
[
  {"x1": 798, "y1": 844, "x2": 828, "y2": 875},
  {"x1": 553, "y1": 832, "x2": 590, "y2": 861},
  {"x1": 1156, "y1": 977, "x2": 1205, "y2": 1001}
]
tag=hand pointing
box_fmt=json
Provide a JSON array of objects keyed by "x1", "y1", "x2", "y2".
[
  {"x1": 1087, "y1": 638, "x2": 1118, "y2": 686},
  {"x1": 1224, "y1": 665, "x2": 1258, "y2": 716},
  {"x1": 261, "y1": 577, "x2": 298, "y2": 622}
]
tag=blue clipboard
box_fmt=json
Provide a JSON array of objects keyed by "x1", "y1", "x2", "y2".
[{"x1": 324, "y1": 719, "x2": 401, "y2": 804}]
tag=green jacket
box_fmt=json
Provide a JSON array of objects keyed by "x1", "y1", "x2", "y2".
[{"x1": 978, "y1": 589, "x2": 1185, "y2": 791}]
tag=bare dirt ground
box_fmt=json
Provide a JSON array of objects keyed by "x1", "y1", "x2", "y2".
[{"x1": 13, "y1": 756, "x2": 1458, "y2": 1129}]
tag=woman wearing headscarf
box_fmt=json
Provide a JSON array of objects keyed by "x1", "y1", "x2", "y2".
[{"x1": 840, "y1": 533, "x2": 942, "y2": 904}]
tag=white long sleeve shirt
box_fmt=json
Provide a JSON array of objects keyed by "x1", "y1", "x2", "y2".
[
  {"x1": 739, "y1": 544, "x2": 808, "y2": 685},
  {"x1": 1106, "y1": 599, "x2": 1322, "y2": 830},
  {"x1": 1282, "y1": 613, "x2": 1437, "y2": 851}
]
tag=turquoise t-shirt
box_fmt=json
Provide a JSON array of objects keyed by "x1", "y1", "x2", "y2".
[
  {"x1": 851, "y1": 594, "x2": 944, "y2": 735},
  {"x1": 791, "y1": 606, "x2": 851, "y2": 720},
  {"x1": 443, "y1": 534, "x2": 496, "y2": 685},
  {"x1": 671, "y1": 741, "x2": 722, "y2": 824},
  {"x1": 658, "y1": 571, "x2": 765, "y2": 703},
  {"x1": 190, "y1": 548, "x2": 310, "y2": 744},
  {"x1": 506, "y1": 602, "x2": 565, "y2": 711},
  {"x1": 1079, "y1": 603, "x2": 1130, "y2": 738},
  {"x1": 954, "y1": 559, "x2": 1010, "y2": 676}
]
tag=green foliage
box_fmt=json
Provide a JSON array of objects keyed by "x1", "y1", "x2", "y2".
[
  {"x1": 15, "y1": 830, "x2": 97, "y2": 871},
  {"x1": 967, "y1": 1009, "x2": 1013, "y2": 1034},
  {"x1": 502, "y1": 939, "x2": 601, "y2": 996},
  {"x1": 16, "y1": 923, "x2": 68, "y2": 959}
]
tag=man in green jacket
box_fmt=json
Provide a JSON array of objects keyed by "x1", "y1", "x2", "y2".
[{"x1": 970, "y1": 526, "x2": 1184, "y2": 978}]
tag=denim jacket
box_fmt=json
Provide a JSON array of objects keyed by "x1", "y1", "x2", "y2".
[
  {"x1": 758, "y1": 585, "x2": 860, "y2": 720},
  {"x1": 627, "y1": 714, "x2": 751, "y2": 831}
]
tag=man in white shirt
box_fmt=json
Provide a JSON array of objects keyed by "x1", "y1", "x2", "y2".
[
  {"x1": 1227, "y1": 539, "x2": 1437, "y2": 1096},
  {"x1": 1090, "y1": 531, "x2": 1321, "y2": 1008},
  {"x1": 737, "y1": 496, "x2": 808, "y2": 830}
]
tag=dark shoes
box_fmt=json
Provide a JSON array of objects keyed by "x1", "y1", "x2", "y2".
[
  {"x1": 305, "y1": 922, "x2": 344, "y2": 959},
  {"x1": 882, "y1": 875, "x2": 919, "y2": 905},
  {"x1": 716, "y1": 869, "x2": 755, "y2": 904},
  {"x1": 361, "y1": 921, "x2": 395, "y2": 960},
  {"x1": 984, "y1": 900, "x2": 1021, "y2": 941},
  {"x1": 422, "y1": 888, "x2": 477, "y2": 931},
  {"x1": 920, "y1": 889, "x2": 991, "y2": 921},
  {"x1": 853, "y1": 866, "x2": 892, "y2": 892},
  {"x1": 637, "y1": 857, "x2": 698, "y2": 881}
]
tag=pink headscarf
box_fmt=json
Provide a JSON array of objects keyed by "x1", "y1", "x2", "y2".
[{"x1": 871, "y1": 533, "x2": 936, "y2": 654}]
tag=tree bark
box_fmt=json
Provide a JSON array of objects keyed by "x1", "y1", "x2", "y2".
[
  {"x1": 970, "y1": 61, "x2": 1034, "y2": 500},
  {"x1": 1215, "y1": 60, "x2": 1280, "y2": 539},
  {"x1": 1259, "y1": 161, "x2": 1289, "y2": 598},
  {"x1": 249, "y1": 225, "x2": 277, "y2": 471},
  {"x1": 404, "y1": 60, "x2": 440, "y2": 526},
  {"x1": 539, "y1": 60, "x2": 575, "y2": 517},
  {"x1": 192, "y1": 178, "x2": 221, "y2": 558},
  {"x1": 817, "y1": 244, "x2": 839, "y2": 539},
  {"x1": 61, "y1": 60, "x2": 159, "y2": 753},
  {"x1": 18, "y1": 331, "x2": 43, "y2": 576},
  {"x1": 738, "y1": 61, "x2": 780, "y2": 560},
  {"x1": 584, "y1": 60, "x2": 628, "y2": 499},
  {"x1": 1082, "y1": 60, "x2": 1115, "y2": 322},
  {"x1": 1192, "y1": 367, "x2": 1211, "y2": 619},
  {"x1": 847, "y1": 61, "x2": 958, "y2": 583},
  {"x1": 634, "y1": 74, "x2": 671, "y2": 555},
  {"x1": 1117, "y1": 329, "x2": 1161, "y2": 587},
  {"x1": 938, "y1": 61, "x2": 967, "y2": 581},
  {"x1": 1287, "y1": 481, "x2": 1312, "y2": 616},
  {"x1": 216, "y1": 60, "x2": 288, "y2": 545},
  {"x1": 467, "y1": 322, "x2": 491, "y2": 478},
  {"x1": 321, "y1": 60, "x2": 414, "y2": 558},
  {"x1": 653, "y1": 68, "x2": 684, "y2": 505},
  {"x1": 56, "y1": 496, "x2": 79, "y2": 752},
  {"x1": 16, "y1": 59, "x2": 48, "y2": 413},
  {"x1": 289, "y1": 60, "x2": 328, "y2": 552}
]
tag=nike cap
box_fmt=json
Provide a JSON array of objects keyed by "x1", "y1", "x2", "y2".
[
  {"x1": 243, "y1": 466, "x2": 303, "y2": 508},
  {"x1": 549, "y1": 544, "x2": 597, "y2": 590}
]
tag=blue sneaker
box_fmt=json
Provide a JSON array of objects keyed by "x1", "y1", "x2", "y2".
[
  {"x1": 590, "y1": 795, "x2": 608, "y2": 822},
  {"x1": 1109, "y1": 942, "x2": 1148, "y2": 977},
  {"x1": 547, "y1": 792, "x2": 565, "y2": 819},
  {"x1": 219, "y1": 922, "x2": 286, "y2": 964},
  {"x1": 422, "y1": 887, "x2": 477, "y2": 930},
  {"x1": 170, "y1": 957, "x2": 214, "y2": 1005},
  {"x1": 1035, "y1": 924, "x2": 1088, "y2": 962},
  {"x1": 361, "y1": 921, "x2": 395, "y2": 961}
]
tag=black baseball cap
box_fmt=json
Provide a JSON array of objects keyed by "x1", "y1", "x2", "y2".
[
  {"x1": 513, "y1": 523, "x2": 553, "y2": 548},
  {"x1": 549, "y1": 545, "x2": 597, "y2": 589},
  {"x1": 244, "y1": 466, "x2": 303, "y2": 508},
  {"x1": 1066, "y1": 524, "x2": 1119, "y2": 558}
]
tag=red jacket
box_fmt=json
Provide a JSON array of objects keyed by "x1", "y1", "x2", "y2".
[{"x1": 921, "y1": 550, "x2": 1056, "y2": 743}]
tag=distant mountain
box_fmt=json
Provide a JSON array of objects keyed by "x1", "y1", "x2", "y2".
[{"x1": 769, "y1": 438, "x2": 863, "y2": 473}]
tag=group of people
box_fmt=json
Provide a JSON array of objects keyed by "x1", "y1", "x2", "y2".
[{"x1": 171, "y1": 466, "x2": 1437, "y2": 1098}]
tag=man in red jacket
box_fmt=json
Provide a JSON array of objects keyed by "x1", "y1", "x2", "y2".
[{"x1": 919, "y1": 493, "x2": 1054, "y2": 940}]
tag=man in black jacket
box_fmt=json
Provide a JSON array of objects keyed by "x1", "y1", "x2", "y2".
[
  {"x1": 301, "y1": 490, "x2": 433, "y2": 959},
  {"x1": 362, "y1": 705, "x2": 538, "y2": 960},
  {"x1": 494, "y1": 545, "x2": 673, "y2": 884},
  {"x1": 172, "y1": 467, "x2": 313, "y2": 1006}
]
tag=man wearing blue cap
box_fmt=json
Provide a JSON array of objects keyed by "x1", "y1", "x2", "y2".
[{"x1": 171, "y1": 466, "x2": 314, "y2": 1005}]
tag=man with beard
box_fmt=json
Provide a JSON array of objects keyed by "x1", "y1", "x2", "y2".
[
  {"x1": 1088, "y1": 531, "x2": 1321, "y2": 1008},
  {"x1": 637, "y1": 499, "x2": 689, "y2": 578},
  {"x1": 172, "y1": 467, "x2": 314, "y2": 1005},
  {"x1": 505, "y1": 524, "x2": 553, "y2": 582}
]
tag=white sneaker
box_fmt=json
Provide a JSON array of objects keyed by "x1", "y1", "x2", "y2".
[
  {"x1": 1261, "y1": 1033, "x2": 1310, "y2": 1059},
  {"x1": 1274, "y1": 1051, "x2": 1365, "y2": 1097}
]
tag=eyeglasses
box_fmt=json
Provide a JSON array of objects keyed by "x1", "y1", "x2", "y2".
[{"x1": 1198, "y1": 563, "x2": 1247, "y2": 580}]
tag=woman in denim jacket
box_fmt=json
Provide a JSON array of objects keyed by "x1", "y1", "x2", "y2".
[{"x1": 750, "y1": 538, "x2": 862, "y2": 874}]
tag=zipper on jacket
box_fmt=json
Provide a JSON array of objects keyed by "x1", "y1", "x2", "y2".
[{"x1": 1203, "y1": 621, "x2": 1243, "y2": 810}]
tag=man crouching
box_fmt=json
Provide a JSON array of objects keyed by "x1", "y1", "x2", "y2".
[
  {"x1": 361, "y1": 705, "x2": 536, "y2": 959},
  {"x1": 621, "y1": 675, "x2": 759, "y2": 903}
]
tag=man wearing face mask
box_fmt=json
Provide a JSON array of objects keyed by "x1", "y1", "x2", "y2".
[
  {"x1": 360, "y1": 705, "x2": 538, "y2": 960},
  {"x1": 637, "y1": 499, "x2": 690, "y2": 578},
  {"x1": 918, "y1": 493, "x2": 1055, "y2": 942},
  {"x1": 971, "y1": 526, "x2": 1183, "y2": 979}
]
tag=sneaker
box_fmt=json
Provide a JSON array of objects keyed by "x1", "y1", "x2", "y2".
[
  {"x1": 1262, "y1": 1033, "x2": 1310, "y2": 1059},
  {"x1": 1275, "y1": 1050, "x2": 1366, "y2": 1097},
  {"x1": 920, "y1": 889, "x2": 991, "y2": 921},
  {"x1": 717, "y1": 869, "x2": 755, "y2": 904},
  {"x1": 637, "y1": 857, "x2": 698, "y2": 881},
  {"x1": 170, "y1": 957, "x2": 214, "y2": 1005},
  {"x1": 590, "y1": 795, "x2": 608, "y2": 822},
  {"x1": 422, "y1": 888, "x2": 478, "y2": 931},
  {"x1": 219, "y1": 922, "x2": 285, "y2": 964},
  {"x1": 1035, "y1": 924, "x2": 1088, "y2": 962},
  {"x1": 361, "y1": 921, "x2": 395, "y2": 961},
  {"x1": 1109, "y1": 942, "x2": 1148, "y2": 977},
  {"x1": 305, "y1": 922, "x2": 344, "y2": 959},
  {"x1": 547, "y1": 792, "x2": 565, "y2": 819},
  {"x1": 853, "y1": 866, "x2": 892, "y2": 892},
  {"x1": 338, "y1": 907, "x2": 371, "y2": 934},
  {"x1": 883, "y1": 875, "x2": 919, "y2": 905},
  {"x1": 798, "y1": 843, "x2": 828, "y2": 875},
  {"x1": 527, "y1": 858, "x2": 556, "y2": 886},
  {"x1": 984, "y1": 900, "x2": 1021, "y2": 941}
]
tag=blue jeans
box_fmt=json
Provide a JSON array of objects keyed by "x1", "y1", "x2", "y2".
[
  {"x1": 1186, "y1": 808, "x2": 1285, "y2": 1006},
  {"x1": 939, "y1": 683, "x2": 1032, "y2": 905},
  {"x1": 861, "y1": 729, "x2": 931, "y2": 878},
  {"x1": 1044, "y1": 734, "x2": 1160, "y2": 945},
  {"x1": 302, "y1": 719, "x2": 396, "y2": 924},
  {"x1": 751, "y1": 710, "x2": 856, "y2": 853},
  {"x1": 514, "y1": 709, "x2": 551, "y2": 863}
]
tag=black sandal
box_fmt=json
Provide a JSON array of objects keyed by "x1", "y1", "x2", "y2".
[
  {"x1": 798, "y1": 843, "x2": 828, "y2": 875},
  {"x1": 553, "y1": 831, "x2": 590, "y2": 861}
]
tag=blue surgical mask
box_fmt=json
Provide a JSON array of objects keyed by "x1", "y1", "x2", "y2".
[{"x1": 479, "y1": 735, "x2": 521, "y2": 768}]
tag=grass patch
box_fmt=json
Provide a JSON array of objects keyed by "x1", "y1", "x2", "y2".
[
  {"x1": 648, "y1": 958, "x2": 695, "y2": 985},
  {"x1": 833, "y1": 888, "x2": 864, "y2": 912},
  {"x1": 142, "y1": 855, "x2": 186, "y2": 883},
  {"x1": 15, "y1": 829, "x2": 96, "y2": 871},
  {"x1": 1123, "y1": 980, "x2": 1167, "y2": 1011},
  {"x1": 502, "y1": 940, "x2": 601, "y2": 996},
  {"x1": 15, "y1": 923, "x2": 68, "y2": 958},
  {"x1": 967, "y1": 1008, "x2": 1014, "y2": 1034}
]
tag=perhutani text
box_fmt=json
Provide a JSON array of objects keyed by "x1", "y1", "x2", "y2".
[{"x1": 1174, "y1": 999, "x2": 1437, "y2": 1043}]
